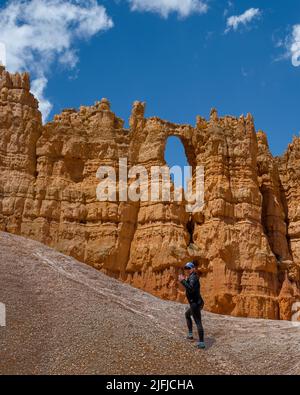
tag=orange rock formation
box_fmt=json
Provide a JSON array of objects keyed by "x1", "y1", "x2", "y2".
[{"x1": 0, "y1": 67, "x2": 299, "y2": 320}]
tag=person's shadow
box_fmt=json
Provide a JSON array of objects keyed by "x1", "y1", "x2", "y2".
[
  {"x1": 203, "y1": 336, "x2": 216, "y2": 350},
  {"x1": 186, "y1": 335, "x2": 216, "y2": 350}
]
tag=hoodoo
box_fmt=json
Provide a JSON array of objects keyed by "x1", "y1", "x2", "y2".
[{"x1": 0, "y1": 67, "x2": 299, "y2": 320}]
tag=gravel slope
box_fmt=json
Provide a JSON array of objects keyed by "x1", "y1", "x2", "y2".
[{"x1": 0, "y1": 231, "x2": 299, "y2": 375}]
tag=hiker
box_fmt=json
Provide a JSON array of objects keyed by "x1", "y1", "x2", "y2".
[{"x1": 178, "y1": 262, "x2": 205, "y2": 349}]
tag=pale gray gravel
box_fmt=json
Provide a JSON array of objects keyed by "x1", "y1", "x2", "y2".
[{"x1": 0, "y1": 231, "x2": 299, "y2": 375}]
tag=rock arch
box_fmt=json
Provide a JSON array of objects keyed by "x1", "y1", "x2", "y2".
[{"x1": 0, "y1": 67, "x2": 299, "y2": 320}]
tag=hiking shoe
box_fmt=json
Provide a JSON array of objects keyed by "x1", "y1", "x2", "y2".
[
  {"x1": 197, "y1": 342, "x2": 206, "y2": 349},
  {"x1": 186, "y1": 333, "x2": 193, "y2": 340}
]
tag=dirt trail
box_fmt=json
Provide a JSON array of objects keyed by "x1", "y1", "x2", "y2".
[{"x1": 0, "y1": 231, "x2": 299, "y2": 375}]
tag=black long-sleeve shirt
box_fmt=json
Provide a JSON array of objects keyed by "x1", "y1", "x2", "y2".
[{"x1": 181, "y1": 271, "x2": 204, "y2": 307}]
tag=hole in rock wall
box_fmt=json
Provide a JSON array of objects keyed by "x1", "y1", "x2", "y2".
[
  {"x1": 164, "y1": 136, "x2": 191, "y2": 191},
  {"x1": 164, "y1": 136, "x2": 195, "y2": 245}
]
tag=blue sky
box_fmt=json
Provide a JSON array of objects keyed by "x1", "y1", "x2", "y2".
[{"x1": 0, "y1": 0, "x2": 300, "y2": 160}]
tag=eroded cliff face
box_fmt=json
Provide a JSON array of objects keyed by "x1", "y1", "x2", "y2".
[
  {"x1": 0, "y1": 67, "x2": 299, "y2": 320},
  {"x1": 276, "y1": 138, "x2": 300, "y2": 319}
]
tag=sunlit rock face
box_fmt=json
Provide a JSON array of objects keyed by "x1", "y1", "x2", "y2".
[{"x1": 0, "y1": 67, "x2": 299, "y2": 320}]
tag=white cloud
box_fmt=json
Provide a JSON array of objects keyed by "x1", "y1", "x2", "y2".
[
  {"x1": 31, "y1": 77, "x2": 53, "y2": 121},
  {"x1": 225, "y1": 8, "x2": 261, "y2": 33},
  {"x1": 127, "y1": 0, "x2": 208, "y2": 18},
  {"x1": 0, "y1": 42, "x2": 6, "y2": 66},
  {"x1": 289, "y1": 25, "x2": 300, "y2": 67},
  {"x1": 223, "y1": 0, "x2": 234, "y2": 17},
  {"x1": 0, "y1": 0, "x2": 113, "y2": 121},
  {"x1": 275, "y1": 25, "x2": 300, "y2": 67}
]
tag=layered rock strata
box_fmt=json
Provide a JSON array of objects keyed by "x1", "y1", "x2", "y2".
[{"x1": 0, "y1": 67, "x2": 299, "y2": 320}]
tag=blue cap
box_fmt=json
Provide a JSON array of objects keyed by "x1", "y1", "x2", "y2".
[{"x1": 184, "y1": 262, "x2": 195, "y2": 270}]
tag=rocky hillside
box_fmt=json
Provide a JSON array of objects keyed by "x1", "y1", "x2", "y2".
[
  {"x1": 0, "y1": 232, "x2": 299, "y2": 375},
  {"x1": 0, "y1": 66, "x2": 300, "y2": 320}
]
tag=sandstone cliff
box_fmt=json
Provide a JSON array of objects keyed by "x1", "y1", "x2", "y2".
[{"x1": 0, "y1": 67, "x2": 299, "y2": 320}]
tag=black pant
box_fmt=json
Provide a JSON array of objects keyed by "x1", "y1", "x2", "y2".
[{"x1": 185, "y1": 303, "x2": 204, "y2": 342}]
